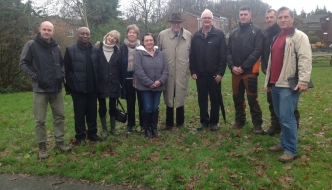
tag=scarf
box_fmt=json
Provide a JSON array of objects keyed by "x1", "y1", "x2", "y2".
[
  {"x1": 124, "y1": 38, "x2": 140, "y2": 71},
  {"x1": 102, "y1": 42, "x2": 114, "y2": 62}
]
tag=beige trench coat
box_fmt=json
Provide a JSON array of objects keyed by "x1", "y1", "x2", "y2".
[{"x1": 157, "y1": 28, "x2": 192, "y2": 108}]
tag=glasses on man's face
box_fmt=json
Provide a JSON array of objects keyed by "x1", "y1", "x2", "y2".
[{"x1": 202, "y1": 17, "x2": 212, "y2": 20}]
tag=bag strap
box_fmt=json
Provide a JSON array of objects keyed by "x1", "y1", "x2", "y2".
[{"x1": 116, "y1": 99, "x2": 125, "y2": 112}]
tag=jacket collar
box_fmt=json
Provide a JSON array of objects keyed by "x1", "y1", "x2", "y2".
[
  {"x1": 136, "y1": 45, "x2": 159, "y2": 55},
  {"x1": 167, "y1": 27, "x2": 189, "y2": 40},
  {"x1": 34, "y1": 33, "x2": 57, "y2": 48}
]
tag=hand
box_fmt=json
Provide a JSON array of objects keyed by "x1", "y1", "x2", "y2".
[
  {"x1": 214, "y1": 75, "x2": 222, "y2": 83},
  {"x1": 154, "y1": 80, "x2": 161, "y2": 87},
  {"x1": 265, "y1": 87, "x2": 271, "y2": 92},
  {"x1": 232, "y1": 67, "x2": 242, "y2": 75},
  {"x1": 294, "y1": 84, "x2": 308, "y2": 92},
  {"x1": 191, "y1": 74, "x2": 197, "y2": 80},
  {"x1": 120, "y1": 84, "x2": 122, "y2": 88}
]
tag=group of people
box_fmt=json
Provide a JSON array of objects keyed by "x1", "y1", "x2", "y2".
[{"x1": 20, "y1": 5, "x2": 312, "y2": 163}]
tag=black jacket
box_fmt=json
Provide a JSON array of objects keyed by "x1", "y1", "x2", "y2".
[
  {"x1": 64, "y1": 41, "x2": 99, "y2": 93},
  {"x1": 189, "y1": 25, "x2": 227, "y2": 77},
  {"x1": 20, "y1": 33, "x2": 64, "y2": 92},
  {"x1": 98, "y1": 43, "x2": 122, "y2": 98},
  {"x1": 227, "y1": 22, "x2": 263, "y2": 74},
  {"x1": 261, "y1": 23, "x2": 280, "y2": 74},
  {"x1": 119, "y1": 44, "x2": 131, "y2": 99}
]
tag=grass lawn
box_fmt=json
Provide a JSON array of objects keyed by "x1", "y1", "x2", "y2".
[{"x1": 0, "y1": 60, "x2": 331, "y2": 189}]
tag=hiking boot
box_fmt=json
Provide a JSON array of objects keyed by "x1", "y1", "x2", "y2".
[
  {"x1": 197, "y1": 124, "x2": 208, "y2": 131},
  {"x1": 38, "y1": 142, "x2": 49, "y2": 159},
  {"x1": 162, "y1": 125, "x2": 173, "y2": 131},
  {"x1": 55, "y1": 141, "x2": 71, "y2": 152},
  {"x1": 231, "y1": 122, "x2": 243, "y2": 130},
  {"x1": 253, "y1": 125, "x2": 264, "y2": 134},
  {"x1": 268, "y1": 144, "x2": 284, "y2": 152},
  {"x1": 278, "y1": 153, "x2": 297, "y2": 163},
  {"x1": 264, "y1": 126, "x2": 281, "y2": 136},
  {"x1": 210, "y1": 124, "x2": 219, "y2": 131}
]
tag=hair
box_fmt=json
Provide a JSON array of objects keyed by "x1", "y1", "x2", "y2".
[
  {"x1": 141, "y1": 33, "x2": 156, "y2": 47},
  {"x1": 266, "y1": 9, "x2": 277, "y2": 15},
  {"x1": 103, "y1": 30, "x2": 121, "y2": 47},
  {"x1": 126, "y1": 24, "x2": 140, "y2": 38},
  {"x1": 201, "y1": 9, "x2": 213, "y2": 19},
  {"x1": 239, "y1": 5, "x2": 251, "y2": 13},
  {"x1": 277, "y1": 6, "x2": 294, "y2": 18}
]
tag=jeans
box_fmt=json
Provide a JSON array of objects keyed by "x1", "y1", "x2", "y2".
[
  {"x1": 271, "y1": 85, "x2": 300, "y2": 156},
  {"x1": 140, "y1": 91, "x2": 162, "y2": 114}
]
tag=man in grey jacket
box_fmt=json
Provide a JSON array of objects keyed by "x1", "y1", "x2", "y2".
[{"x1": 20, "y1": 21, "x2": 71, "y2": 159}]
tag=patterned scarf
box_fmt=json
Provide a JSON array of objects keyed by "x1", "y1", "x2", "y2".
[{"x1": 124, "y1": 38, "x2": 140, "y2": 71}]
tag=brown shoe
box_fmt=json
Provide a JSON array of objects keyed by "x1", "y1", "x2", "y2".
[
  {"x1": 264, "y1": 125, "x2": 281, "y2": 136},
  {"x1": 162, "y1": 125, "x2": 173, "y2": 131},
  {"x1": 278, "y1": 153, "x2": 297, "y2": 163},
  {"x1": 253, "y1": 125, "x2": 264, "y2": 134},
  {"x1": 38, "y1": 142, "x2": 49, "y2": 159},
  {"x1": 268, "y1": 144, "x2": 284, "y2": 152},
  {"x1": 55, "y1": 141, "x2": 72, "y2": 152},
  {"x1": 231, "y1": 122, "x2": 243, "y2": 129}
]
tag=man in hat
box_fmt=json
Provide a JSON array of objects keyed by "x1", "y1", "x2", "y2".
[{"x1": 157, "y1": 13, "x2": 192, "y2": 130}]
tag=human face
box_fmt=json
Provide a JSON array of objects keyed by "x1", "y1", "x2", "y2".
[
  {"x1": 239, "y1": 10, "x2": 252, "y2": 24},
  {"x1": 201, "y1": 12, "x2": 213, "y2": 28},
  {"x1": 39, "y1": 22, "x2": 54, "y2": 42},
  {"x1": 106, "y1": 34, "x2": 117, "y2": 45},
  {"x1": 171, "y1": 22, "x2": 182, "y2": 33},
  {"x1": 77, "y1": 28, "x2": 90, "y2": 45},
  {"x1": 277, "y1": 10, "x2": 294, "y2": 32},
  {"x1": 127, "y1": 29, "x2": 138, "y2": 43},
  {"x1": 265, "y1": 11, "x2": 277, "y2": 27},
  {"x1": 143, "y1": 35, "x2": 154, "y2": 50}
]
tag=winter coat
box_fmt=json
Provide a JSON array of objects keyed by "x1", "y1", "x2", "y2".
[
  {"x1": 64, "y1": 41, "x2": 99, "y2": 93},
  {"x1": 157, "y1": 27, "x2": 192, "y2": 108},
  {"x1": 264, "y1": 28, "x2": 312, "y2": 88},
  {"x1": 189, "y1": 25, "x2": 227, "y2": 77},
  {"x1": 134, "y1": 46, "x2": 168, "y2": 91},
  {"x1": 98, "y1": 42, "x2": 122, "y2": 98},
  {"x1": 261, "y1": 23, "x2": 280, "y2": 74},
  {"x1": 20, "y1": 33, "x2": 64, "y2": 92},
  {"x1": 227, "y1": 22, "x2": 263, "y2": 74}
]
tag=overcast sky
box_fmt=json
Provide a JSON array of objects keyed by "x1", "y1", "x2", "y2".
[{"x1": 265, "y1": 0, "x2": 331, "y2": 14}]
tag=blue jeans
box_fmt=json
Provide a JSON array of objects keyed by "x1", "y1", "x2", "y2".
[
  {"x1": 271, "y1": 85, "x2": 300, "y2": 156},
  {"x1": 140, "y1": 91, "x2": 162, "y2": 114}
]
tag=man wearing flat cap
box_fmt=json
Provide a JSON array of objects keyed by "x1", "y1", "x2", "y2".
[{"x1": 158, "y1": 13, "x2": 192, "y2": 130}]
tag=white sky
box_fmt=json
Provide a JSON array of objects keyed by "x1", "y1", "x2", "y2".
[{"x1": 262, "y1": 0, "x2": 330, "y2": 14}]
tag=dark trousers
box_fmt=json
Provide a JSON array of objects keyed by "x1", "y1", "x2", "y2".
[
  {"x1": 98, "y1": 97, "x2": 117, "y2": 117},
  {"x1": 166, "y1": 106, "x2": 184, "y2": 126},
  {"x1": 71, "y1": 91, "x2": 98, "y2": 140},
  {"x1": 125, "y1": 79, "x2": 143, "y2": 127},
  {"x1": 232, "y1": 73, "x2": 262, "y2": 126},
  {"x1": 196, "y1": 76, "x2": 221, "y2": 125}
]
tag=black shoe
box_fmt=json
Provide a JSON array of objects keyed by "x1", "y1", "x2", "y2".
[
  {"x1": 210, "y1": 124, "x2": 219, "y2": 131},
  {"x1": 75, "y1": 139, "x2": 85, "y2": 146},
  {"x1": 126, "y1": 126, "x2": 133, "y2": 133},
  {"x1": 88, "y1": 135, "x2": 103, "y2": 142},
  {"x1": 264, "y1": 126, "x2": 281, "y2": 136},
  {"x1": 197, "y1": 124, "x2": 208, "y2": 131}
]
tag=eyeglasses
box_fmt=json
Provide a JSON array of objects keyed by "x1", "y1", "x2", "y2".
[{"x1": 202, "y1": 17, "x2": 212, "y2": 20}]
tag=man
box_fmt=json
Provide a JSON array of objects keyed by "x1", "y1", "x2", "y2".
[
  {"x1": 157, "y1": 13, "x2": 192, "y2": 130},
  {"x1": 261, "y1": 9, "x2": 300, "y2": 135},
  {"x1": 264, "y1": 7, "x2": 312, "y2": 162},
  {"x1": 64, "y1": 27, "x2": 102, "y2": 145},
  {"x1": 227, "y1": 5, "x2": 264, "y2": 134},
  {"x1": 20, "y1": 21, "x2": 71, "y2": 159},
  {"x1": 189, "y1": 9, "x2": 227, "y2": 131}
]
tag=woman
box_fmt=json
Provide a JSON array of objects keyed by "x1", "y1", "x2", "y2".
[
  {"x1": 134, "y1": 33, "x2": 168, "y2": 139},
  {"x1": 98, "y1": 30, "x2": 122, "y2": 137},
  {"x1": 120, "y1": 25, "x2": 143, "y2": 133}
]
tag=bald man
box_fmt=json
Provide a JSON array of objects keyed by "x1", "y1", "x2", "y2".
[
  {"x1": 20, "y1": 21, "x2": 71, "y2": 159},
  {"x1": 64, "y1": 27, "x2": 102, "y2": 145}
]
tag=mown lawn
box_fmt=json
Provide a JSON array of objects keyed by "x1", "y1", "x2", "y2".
[{"x1": 0, "y1": 60, "x2": 331, "y2": 189}]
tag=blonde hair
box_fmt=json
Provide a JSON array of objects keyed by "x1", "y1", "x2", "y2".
[{"x1": 103, "y1": 30, "x2": 121, "y2": 47}]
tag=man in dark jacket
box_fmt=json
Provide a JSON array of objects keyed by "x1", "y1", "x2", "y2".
[
  {"x1": 227, "y1": 5, "x2": 264, "y2": 134},
  {"x1": 64, "y1": 27, "x2": 102, "y2": 145},
  {"x1": 20, "y1": 21, "x2": 71, "y2": 159},
  {"x1": 261, "y1": 9, "x2": 300, "y2": 135},
  {"x1": 190, "y1": 9, "x2": 227, "y2": 131}
]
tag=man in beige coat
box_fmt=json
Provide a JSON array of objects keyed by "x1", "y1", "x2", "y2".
[{"x1": 158, "y1": 13, "x2": 192, "y2": 130}]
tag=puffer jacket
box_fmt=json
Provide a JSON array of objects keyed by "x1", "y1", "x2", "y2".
[
  {"x1": 98, "y1": 42, "x2": 122, "y2": 98},
  {"x1": 261, "y1": 23, "x2": 280, "y2": 73},
  {"x1": 227, "y1": 22, "x2": 263, "y2": 74},
  {"x1": 264, "y1": 28, "x2": 312, "y2": 88},
  {"x1": 134, "y1": 46, "x2": 168, "y2": 91},
  {"x1": 20, "y1": 33, "x2": 64, "y2": 92}
]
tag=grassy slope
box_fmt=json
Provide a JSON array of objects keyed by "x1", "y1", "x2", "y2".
[{"x1": 0, "y1": 61, "x2": 331, "y2": 189}]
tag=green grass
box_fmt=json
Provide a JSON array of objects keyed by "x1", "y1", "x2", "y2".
[{"x1": 1, "y1": 60, "x2": 332, "y2": 189}]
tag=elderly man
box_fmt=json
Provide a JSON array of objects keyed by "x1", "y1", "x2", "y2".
[
  {"x1": 64, "y1": 27, "x2": 102, "y2": 145},
  {"x1": 227, "y1": 5, "x2": 264, "y2": 134},
  {"x1": 264, "y1": 7, "x2": 312, "y2": 162},
  {"x1": 158, "y1": 13, "x2": 192, "y2": 130},
  {"x1": 189, "y1": 9, "x2": 227, "y2": 131},
  {"x1": 261, "y1": 9, "x2": 300, "y2": 135},
  {"x1": 20, "y1": 21, "x2": 71, "y2": 159}
]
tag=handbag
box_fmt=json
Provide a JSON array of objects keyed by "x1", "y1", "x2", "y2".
[
  {"x1": 115, "y1": 99, "x2": 127, "y2": 123},
  {"x1": 288, "y1": 52, "x2": 314, "y2": 91}
]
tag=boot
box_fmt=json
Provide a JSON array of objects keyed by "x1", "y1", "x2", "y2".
[
  {"x1": 110, "y1": 116, "x2": 118, "y2": 135},
  {"x1": 126, "y1": 125, "x2": 133, "y2": 133},
  {"x1": 100, "y1": 116, "x2": 108, "y2": 138},
  {"x1": 38, "y1": 142, "x2": 49, "y2": 159},
  {"x1": 151, "y1": 111, "x2": 159, "y2": 138},
  {"x1": 142, "y1": 113, "x2": 152, "y2": 139},
  {"x1": 55, "y1": 141, "x2": 72, "y2": 151},
  {"x1": 265, "y1": 124, "x2": 281, "y2": 136}
]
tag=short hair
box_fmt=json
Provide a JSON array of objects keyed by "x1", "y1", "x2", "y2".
[
  {"x1": 201, "y1": 9, "x2": 213, "y2": 19},
  {"x1": 141, "y1": 33, "x2": 156, "y2": 47},
  {"x1": 103, "y1": 30, "x2": 121, "y2": 47},
  {"x1": 266, "y1": 9, "x2": 277, "y2": 15},
  {"x1": 126, "y1": 24, "x2": 140, "y2": 38},
  {"x1": 239, "y1": 5, "x2": 251, "y2": 13},
  {"x1": 277, "y1": 6, "x2": 294, "y2": 18}
]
